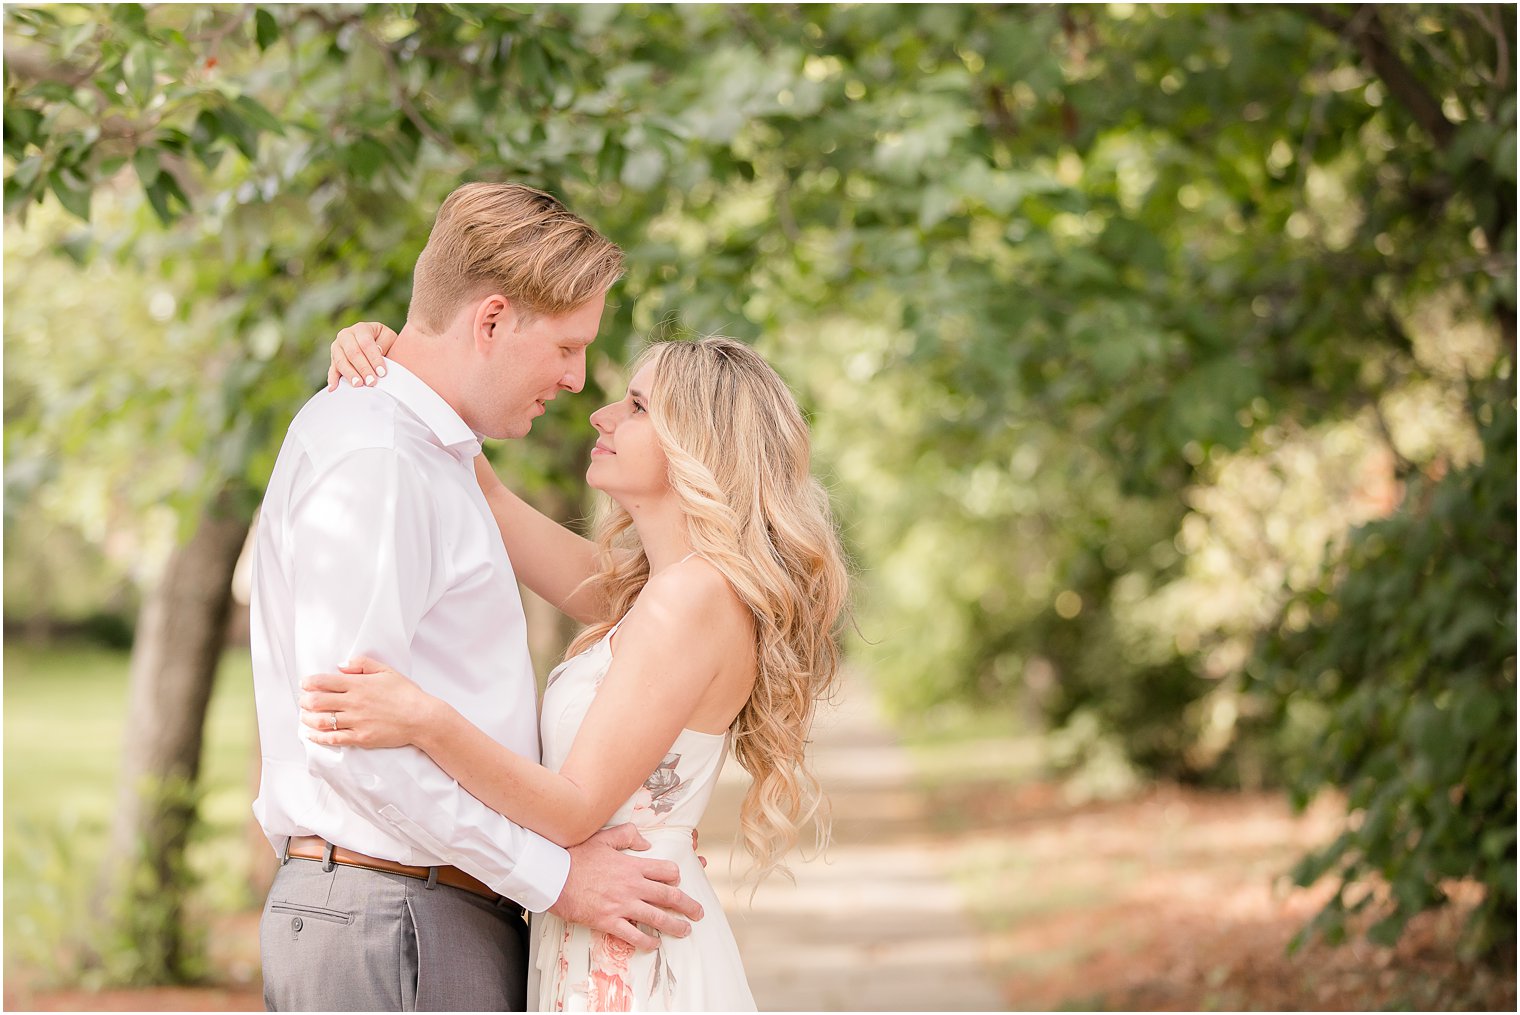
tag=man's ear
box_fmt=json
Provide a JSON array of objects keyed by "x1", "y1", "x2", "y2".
[{"x1": 471, "y1": 294, "x2": 513, "y2": 353}]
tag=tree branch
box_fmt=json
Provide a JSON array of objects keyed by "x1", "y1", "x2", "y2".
[
  {"x1": 1302, "y1": 4, "x2": 1456, "y2": 149},
  {"x1": 3, "y1": 41, "x2": 101, "y2": 89},
  {"x1": 362, "y1": 28, "x2": 453, "y2": 149}
]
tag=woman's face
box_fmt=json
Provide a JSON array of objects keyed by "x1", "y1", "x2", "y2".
[{"x1": 586, "y1": 362, "x2": 670, "y2": 503}]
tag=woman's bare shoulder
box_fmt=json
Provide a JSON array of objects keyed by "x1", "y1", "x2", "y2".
[{"x1": 631, "y1": 554, "x2": 751, "y2": 641}]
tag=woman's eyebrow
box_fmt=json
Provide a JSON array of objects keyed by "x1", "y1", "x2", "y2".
[{"x1": 627, "y1": 387, "x2": 647, "y2": 400}]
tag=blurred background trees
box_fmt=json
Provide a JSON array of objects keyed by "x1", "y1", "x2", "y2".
[{"x1": 4, "y1": 1, "x2": 1513, "y2": 981}]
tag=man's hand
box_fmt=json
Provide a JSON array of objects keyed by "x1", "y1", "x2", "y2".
[{"x1": 550, "y1": 823, "x2": 704, "y2": 950}]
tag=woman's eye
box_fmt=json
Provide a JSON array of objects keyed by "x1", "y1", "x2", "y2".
[{"x1": 632, "y1": 401, "x2": 646, "y2": 414}]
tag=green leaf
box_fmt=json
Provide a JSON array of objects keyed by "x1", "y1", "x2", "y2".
[
  {"x1": 47, "y1": 166, "x2": 92, "y2": 221},
  {"x1": 213, "y1": 105, "x2": 258, "y2": 160},
  {"x1": 232, "y1": 95, "x2": 284, "y2": 135},
  {"x1": 441, "y1": 4, "x2": 482, "y2": 28},
  {"x1": 132, "y1": 146, "x2": 160, "y2": 187},
  {"x1": 1493, "y1": 127, "x2": 1516, "y2": 185},
  {"x1": 122, "y1": 41, "x2": 155, "y2": 107},
  {"x1": 8, "y1": 153, "x2": 43, "y2": 190},
  {"x1": 346, "y1": 135, "x2": 391, "y2": 181},
  {"x1": 58, "y1": 21, "x2": 97, "y2": 60},
  {"x1": 3, "y1": 106, "x2": 43, "y2": 159},
  {"x1": 109, "y1": 3, "x2": 147, "y2": 31},
  {"x1": 254, "y1": 8, "x2": 279, "y2": 51},
  {"x1": 143, "y1": 170, "x2": 190, "y2": 225},
  {"x1": 3, "y1": 173, "x2": 38, "y2": 217}
]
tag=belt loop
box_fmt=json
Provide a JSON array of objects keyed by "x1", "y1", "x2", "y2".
[
  {"x1": 322, "y1": 841, "x2": 336, "y2": 872},
  {"x1": 425, "y1": 866, "x2": 439, "y2": 890},
  {"x1": 280, "y1": 836, "x2": 291, "y2": 865}
]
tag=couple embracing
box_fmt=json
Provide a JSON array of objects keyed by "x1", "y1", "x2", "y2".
[{"x1": 249, "y1": 181, "x2": 848, "y2": 1012}]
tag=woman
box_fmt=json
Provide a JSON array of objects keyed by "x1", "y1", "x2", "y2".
[{"x1": 307, "y1": 328, "x2": 849, "y2": 1011}]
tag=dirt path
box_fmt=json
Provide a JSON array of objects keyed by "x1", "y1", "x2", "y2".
[{"x1": 699, "y1": 674, "x2": 1008, "y2": 1011}]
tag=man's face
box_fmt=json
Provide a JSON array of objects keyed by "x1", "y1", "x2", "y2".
[{"x1": 479, "y1": 293, "x2": 606, "y2": 440}]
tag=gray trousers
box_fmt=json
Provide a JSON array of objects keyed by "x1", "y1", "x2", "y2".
[{"x1": 260, "y1": 851, "x2": 528, "y2": 1012}]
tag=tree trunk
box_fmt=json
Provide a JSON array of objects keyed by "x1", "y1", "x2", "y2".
[{"x1": 98, "y1": 485, "x2": 253, "y2": 982}]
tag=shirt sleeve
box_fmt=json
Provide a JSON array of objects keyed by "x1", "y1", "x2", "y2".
[{"x1": 287, "y1": 447, "x2": 570, "y2": 912}]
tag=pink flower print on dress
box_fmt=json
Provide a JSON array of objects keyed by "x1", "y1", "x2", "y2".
[
  {"x1": 588, "y1": 932, "x2": 635, "y2": 1011},
  {"x1": 547, "y1": 924, "x2": 573, "y2": 1011}
]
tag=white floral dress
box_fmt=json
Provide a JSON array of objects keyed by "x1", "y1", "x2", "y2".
[{"x1": 527, "y1": 624, "x2": 757, "y2": 1012}]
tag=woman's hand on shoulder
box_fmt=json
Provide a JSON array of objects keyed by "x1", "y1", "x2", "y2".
[
  {"x1": 300, "y1": 656, "x2": 439, "y2": 749},
  {"x1": 327, "y1": 322, "x2": 398, "y2": 391}
]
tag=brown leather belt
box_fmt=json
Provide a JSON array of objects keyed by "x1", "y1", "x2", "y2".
[{"x1": 285, "y1": 836, "x2": 505, "y2": 905}]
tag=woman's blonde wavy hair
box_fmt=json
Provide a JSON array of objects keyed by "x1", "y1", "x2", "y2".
[{"x1": 565, "y1": 337, "x2": 850, "y2": 882}]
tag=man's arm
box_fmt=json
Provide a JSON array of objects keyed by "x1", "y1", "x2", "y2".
[{"x1": 287, "y1": 447, "x2": 569, "y2": 911}]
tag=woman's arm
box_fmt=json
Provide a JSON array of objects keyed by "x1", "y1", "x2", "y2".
[
  {"x1": 472, "y1": 457, "x2": 606, "y2": 624},
  {"x1": 302, "y1": 564, "x2": 737, "y2": 846}
]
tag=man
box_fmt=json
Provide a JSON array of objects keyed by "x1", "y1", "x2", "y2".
[{"x1": 250, "y1": 182, "x2": 701, "y2": 1011}]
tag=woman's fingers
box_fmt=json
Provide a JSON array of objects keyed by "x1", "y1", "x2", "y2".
[
  {"x1": 327, "y1": 322, "x2": 396, "y2": 391},
  {"x1": 307, "y1": 729, "x2": 360, "y2": 748},
  {"x1": 332, "y1": 340, "x2": 368, "y2": 387},
  {"x1": 301, "y1": 672, "x2": 354, "y2": 693},
  {"x1": 333, "y1": 325, "x2": 389, "y2": 387},
  {"x1": 299, "y1": 708, "x2": 334, "y2": 731},
  {"x1": 359, "y1": 326, "x2": 387, "y2": 377},
  {"x1": 298, "y1": 690, "x2": 345, "y2": 712}
]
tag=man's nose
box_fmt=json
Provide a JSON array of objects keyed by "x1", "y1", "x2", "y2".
[{"x1": 561, "y1": 354, "x2": 586, "y2": 393}]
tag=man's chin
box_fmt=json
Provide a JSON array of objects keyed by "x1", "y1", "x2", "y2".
[{"x1": 489, "y1": 416, "x2": 534, "y2": 440}]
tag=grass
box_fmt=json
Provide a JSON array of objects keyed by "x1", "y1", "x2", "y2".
[{"x1": 3, "y1": 642, "x2": 259, "y2": 980}]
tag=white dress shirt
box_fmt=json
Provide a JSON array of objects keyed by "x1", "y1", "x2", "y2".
[{"x1": 250, "y1": 358, "x2": 570, "y2": 912}]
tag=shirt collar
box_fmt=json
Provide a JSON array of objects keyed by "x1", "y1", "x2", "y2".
[{"x1": 373, "y1": 358, "x2": 483, "y2": 461}]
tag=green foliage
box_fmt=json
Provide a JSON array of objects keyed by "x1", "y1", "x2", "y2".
[
  {"x1": 92, "y1": 774, "x2": 211, "y2": 985},
  {"x1": 3, "y1": 2, "x2": 1515, "y2": 963},
  {"x1": 1255, "y1": 385, "x2": 1517, "y2": 956},
  {"x1": 9, "y1": 785, "x2": 210, "y2": 988}
]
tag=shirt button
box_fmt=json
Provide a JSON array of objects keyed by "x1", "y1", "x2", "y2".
[{"x1": 291, "y1": 917, "x2": 303, "y2": 932}]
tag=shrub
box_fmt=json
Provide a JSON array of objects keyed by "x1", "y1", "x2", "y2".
[{"x1": 1253, "y1": 386, "x2": 1516, "y2": 956}]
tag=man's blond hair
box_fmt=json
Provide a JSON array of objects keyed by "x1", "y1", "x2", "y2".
[{"x1": 409, "y1": 182, "x2": 624, "y2": 332}]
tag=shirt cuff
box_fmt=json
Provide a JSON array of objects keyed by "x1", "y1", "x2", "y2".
[{"x1": 500, "y1": 833, "x2": 571, "y2": 914}]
